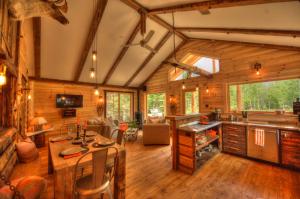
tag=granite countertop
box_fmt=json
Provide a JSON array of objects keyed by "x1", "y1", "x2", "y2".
[
  {"x1": 178, "y1": 121, "x2": 222, "y2": 133},
  {"x1": 222, "y1": 121, "x2": 300, "y2": 132}
]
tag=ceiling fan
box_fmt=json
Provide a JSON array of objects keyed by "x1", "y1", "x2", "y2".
[{"x1": 124, "y1": 30, "x2": 157, "y2": 53}]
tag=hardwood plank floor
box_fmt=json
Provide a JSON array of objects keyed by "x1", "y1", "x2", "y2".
[{"x1": 11, "y1": 132, "x2": 300, "y2": 199}]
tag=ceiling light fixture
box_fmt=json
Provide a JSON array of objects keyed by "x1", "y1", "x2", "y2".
[
  {"x1": 94, "y1": 87, "x2": 99, "y2": 96},
  {"x1": 89, "y1": 67, "x2": 95, "y2": 79},
  {"x1": 92, "y1": 51, "x2": 97, "y2": 62}
]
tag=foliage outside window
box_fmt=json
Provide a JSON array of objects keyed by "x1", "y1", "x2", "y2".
[
  {"x1": 105, "y1": 91, "x2": 133, "y2": 122},
  {"x1": 147, "y1": 93, "x2": 165, "y2": 117},
  {"x1": 229, "y1": 79, "x2": 300, "y2": 112},
  {"x1": 185, "y1": 90, "x2": 199, "y2": 114}
]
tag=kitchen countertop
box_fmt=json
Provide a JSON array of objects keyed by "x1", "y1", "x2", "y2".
[
  {"x1": 178, "y1": 121, "x2": 222, "y2": 133},
  {"x1": 177, "y1": 121, "x2": 300, "y2": 133},
  {"x1": 222, "y1": 121, "x2": 300, "y2": 132}
]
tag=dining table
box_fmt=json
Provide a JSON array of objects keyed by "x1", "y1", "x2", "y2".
[{"x1": 48, "y1": 132, "x2": 126, "y2": 199}]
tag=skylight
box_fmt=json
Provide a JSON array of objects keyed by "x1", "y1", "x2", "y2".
[{"x1": 194, "y1": 57, "x2": 220, "y2": 74}]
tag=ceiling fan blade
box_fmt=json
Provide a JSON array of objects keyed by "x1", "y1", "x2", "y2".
[
  {"x1": 143, "y1": 44, "x2": 157, "y2": 53},
  {"x1": 143, "y1": 30, "x2": 155, "y2": 44}
]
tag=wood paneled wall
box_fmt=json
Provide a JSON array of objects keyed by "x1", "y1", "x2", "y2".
[
  {"x1": 31, "y1": 81, "x2": 137, "y2": 135},
  {"x1": 143, "y1": 40, "x2": 300, "y2": 124}
]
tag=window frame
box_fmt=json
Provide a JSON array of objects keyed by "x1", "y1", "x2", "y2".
[
  {"x1": 104, "y1": 90, "x2": 134, "y2": 121},
  {"x1": 183, "y1": 88, "x2": 200, "y2": 114},
  {"x1": 146, "y1": 92, "x2": 166, "y2": 118},
  {"x1": 227, "y1": 78, "x2": 300, "y2": 114}
]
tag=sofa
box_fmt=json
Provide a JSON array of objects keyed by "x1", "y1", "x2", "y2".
[{"x1": 143, "y1": 117, "x2": 170, "y2": 145}]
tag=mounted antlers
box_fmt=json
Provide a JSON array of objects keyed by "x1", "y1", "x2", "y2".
[{"x1": 8, "y1": 0, "x2": 69, "y2": 25}]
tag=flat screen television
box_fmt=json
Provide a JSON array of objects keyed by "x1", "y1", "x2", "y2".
[{"x1": 56, "y1": 94, "x2": 83, "y2": 108}]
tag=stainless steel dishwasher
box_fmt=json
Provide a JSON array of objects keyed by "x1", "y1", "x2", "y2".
[{"x1": 247, "y1": 126, "x2": 279, "y2": 163}]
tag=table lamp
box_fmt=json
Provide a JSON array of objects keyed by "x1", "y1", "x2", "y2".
[{"x1": 29, "y1": 117, "x2": 48, "y2": 132}]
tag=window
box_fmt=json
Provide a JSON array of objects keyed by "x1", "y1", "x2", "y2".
[
  {"x1": 229, "y1": 79, "x2": 300, "y2": 112},
  {"x1": 146, "y1": 93, "x2": 165, "y2": 117},
  {"x1": 184, "y1": 90, "x2": 199, "y2": 114},
  {"x1": 105, "y1": 91, "x2": 133, "y2": 121},
  {"x1": 169, "y1": 53, "x2": 220, "y2": 81}
]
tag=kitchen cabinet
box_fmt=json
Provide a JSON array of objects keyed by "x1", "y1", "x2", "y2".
[
  {"x1": 281, "y1": 130, "x2": 300, "y2": 169},
  {"x1": 0, "y1": 0, "x2": 18, "y2": 60},
  {"x1": 222, "y1": 124, "x2": 247, "y2": 156},
  {"x1": 177, "y1": 122, "x2": 221, "y2": 174}
]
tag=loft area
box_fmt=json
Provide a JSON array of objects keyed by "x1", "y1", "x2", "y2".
[{"x1": 0, "y1": 0, "x2": 300, "y2": 199}]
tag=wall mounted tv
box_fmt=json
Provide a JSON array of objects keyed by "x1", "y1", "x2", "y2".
[{"x1": 56, "y1": 94, "x2": 83, "y2": 108}]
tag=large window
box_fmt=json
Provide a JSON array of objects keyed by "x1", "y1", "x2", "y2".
[
  {"x1": 105, "y1": 91, "x2": 133, "y2": 121},
  {"x1": 229, "y1": 79, "x2": 300, "y2": 112},
  {"x1": 146, "y1": 93, "x2": 165, "y2": 117},
  {"x1": 184, "y1": 90, "x2": 199, "y2": 114}
]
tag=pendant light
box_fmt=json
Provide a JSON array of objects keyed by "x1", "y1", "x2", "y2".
[
  {"x1": 94, "y1": 87, "x2": 99, "y2": 96},
  {"x1": 90, "y1": 0, "x2": 97, "y2": 79},
  {"x1": 89, "y1": 67, "x2": 95, "y2": 78}
]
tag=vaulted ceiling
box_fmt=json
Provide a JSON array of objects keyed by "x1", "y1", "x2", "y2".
[{"x1": 27, "y1": 0, "x2": 300, "y2": 88}]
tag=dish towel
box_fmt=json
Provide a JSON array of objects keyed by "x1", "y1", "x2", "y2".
[{"x1": 255, "y1": 128, "x2": 265, "y2": 147}]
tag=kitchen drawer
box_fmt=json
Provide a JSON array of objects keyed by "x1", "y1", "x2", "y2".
[
  {"x1": 223, "y1": 132, "x2": 246, "y2": 141},
  {"x1": 223, "y1": 137, "x2": 246, "y2": 147},
  {"x1": 223, "y1": 125, "x2": 246, "y2": 133},
  {"x1": 223, "y1": 145, "x2": 246, "y2": 156}
]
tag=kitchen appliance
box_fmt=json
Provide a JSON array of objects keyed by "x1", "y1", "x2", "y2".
[{"x1": 247, "y1": 127, "x2": 279, "y2": 163}]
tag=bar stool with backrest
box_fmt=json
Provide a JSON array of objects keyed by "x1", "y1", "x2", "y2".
[{"x1": 73, "y1": 147, "x2": 118, "y2": 199}]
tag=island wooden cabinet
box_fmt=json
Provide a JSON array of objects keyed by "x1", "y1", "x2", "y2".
[
  {"x1": 222, "y1": 124, "x2": 247, "y2": 156},
  {"x1": 280, "y1": 130, "x2": 300, "y2": 169}
]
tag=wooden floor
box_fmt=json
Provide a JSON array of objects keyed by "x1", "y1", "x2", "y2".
[{"x1": 12, "y1": 132, "x2": 300, "y2": 199}]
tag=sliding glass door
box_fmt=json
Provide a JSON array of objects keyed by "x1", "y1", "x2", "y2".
[{"x1": 105, "y1": 91, "x2": 133, "y2": 122}]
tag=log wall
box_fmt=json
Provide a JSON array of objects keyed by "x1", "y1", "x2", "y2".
[
  {"x1": 143, "y1": 40, "x2": 300, "y2": 124},
  {"x1": 31, "y1": 81, "x2": 138, "y2": 135}
]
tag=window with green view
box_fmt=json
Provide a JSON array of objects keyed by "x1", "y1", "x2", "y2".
[
  {"x1": 229, "y1": 79, "x2": 300, "y2": 112},
  {"x1": 147, "y1": 93, "x2": 165, "y2": 117},
  {"x1": 105, "y1": 92, "x2": 133, "y2": 121},
  {"x1": 184, "y1": 90, "x2": 199, "y2": 114}
]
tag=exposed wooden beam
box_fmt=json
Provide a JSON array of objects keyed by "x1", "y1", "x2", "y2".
[
  {"x1": 29, "y1": 77, "x2": 138, "y2": 90},
  {"x1": 176, "y1": 27, "x2": 300, "y2": 37},
  {"x1": 124, "y1": 31, "x2": 172, "y2": 87},
  {"x1": 33, "y1": 17, "x2": 41, "y2": 78},
  {"x1": 120, "y1": 0, "x2": 187, "y2": 40},
  {"x1": 189, "y1": 38, "x2": 300, "y2": 52},
  {"x1": 103, "y1": 22, "x2": 141, "y2": 84},
  {"x1": 140, "y1": 40, "x2": 188, "y2": 87},
  {"x1": 148, "y1": 0, "x2": 297, "y2": 14},
  {"x1": 74, "y1": 0, "x2": 108, "y2": 81},
  {"x1": 164, "y1": 59, "x2": 213, "y2": 78}
]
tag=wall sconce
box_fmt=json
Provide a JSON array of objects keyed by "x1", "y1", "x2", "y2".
[
  {"x1": 0, "y1": 64, "x2": 7, "y2": 86},
  {"x1": 97, "y1": 96, "x2": 104, "y2": 116},
  {"x1": 17, "y1": 82, "x2": 31, "y2": 100},
  {"x1": 182, "y1": 81, "x2": 186, "y2": 90},
  {"x1": 169, "y1": 95, "x2": 177, "y2": 115},
  {"x1": 206, "y1": 86, "x2": 209, "y2": 93},
  {"x1": 254, "y1": 62, "x2": 262, "y2": 75}
]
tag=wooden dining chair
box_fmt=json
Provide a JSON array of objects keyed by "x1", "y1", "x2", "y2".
[
  {"x1": 73, "y1": 147, "x2": 118, "y2": 199},
  {"x1": 110, "y1": 129, "x2": 125, "y2": 146}
]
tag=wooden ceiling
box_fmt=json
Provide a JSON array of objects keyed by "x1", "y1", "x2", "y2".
[{"x1": 27, "y1": 0, "x2": 300, "y2": 88}]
